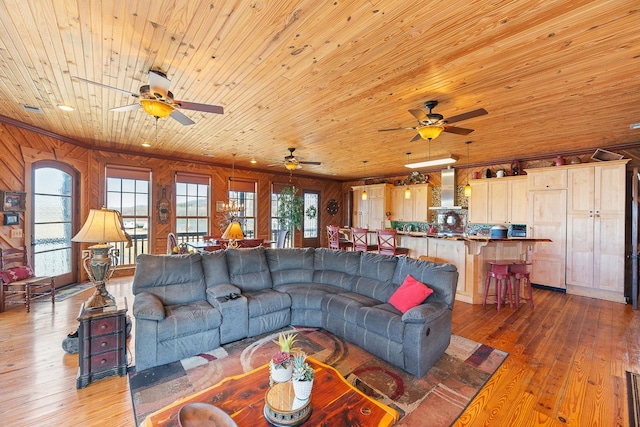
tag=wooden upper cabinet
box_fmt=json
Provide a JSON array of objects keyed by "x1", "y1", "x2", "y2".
[
  {"x1": 526, "y1": 168, "x2": 567, "y2": 190},
  {"x1": 351, "y1": 184, "x2": 390, "y2": 230},
  {"x1": 468, "y1": 180, "x2": 489, "y2": 224},
  {"x1": 389, "y1": 184, "x2": 431, "y2": 222}
]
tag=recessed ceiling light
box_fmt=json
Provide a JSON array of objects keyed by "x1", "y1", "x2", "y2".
[
  {"x1": 250, "y1": 159, "x2": 257, "y2": 164},
  {"x1": 631, "y1": 123, "x2": 640, "y2": 129},
  {"x1": 57, "y1": 104, "x2": 76, "y2": 111},
  {"x1": 202, "y1": 153, "x2": 214, "y2": 157},
  {"x1": 141, "y1": 143, "x2": 151, "y2": 148}
]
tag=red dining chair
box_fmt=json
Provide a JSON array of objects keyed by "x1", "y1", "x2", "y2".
[
  {"x1": 327, "y1": 225, "x2": 353, "y2": 251},
  {"x1": 376, "y1": 230, "x2": 409, "y2": 256},
  {"x1": 351, "y1": 228, "x2": 378, "y2": 252}
]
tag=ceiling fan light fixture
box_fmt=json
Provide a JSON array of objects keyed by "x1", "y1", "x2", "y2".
[
  {"x1": 405, "y1": 155, "x2": 458, "y2": 169},
  {"x1": 284, "y1": 160, "x2": 299, "y2": 171},
  {"x1": 140, "y1": 99, "x2": 174, "y2": 118},
  {"x1": 417, "y1": 125, "x2": 444, "y2": 140}
]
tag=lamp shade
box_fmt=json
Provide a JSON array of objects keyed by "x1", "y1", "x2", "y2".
[
  {"x1": 140, "y1": 99, "x2": 174, "y2": 118},
  {"x1": 284, "y1": 160, "x2": 299, "y2": 171},
  {"x1": 417, "y1": 125, "x2": 444, "y2": 140},
  {"x1": 222, "y1": 221, "x2": 245, "y2": 240},
  {"x1": 72, "y1": 207, "x2": 130, "y2": 244}
]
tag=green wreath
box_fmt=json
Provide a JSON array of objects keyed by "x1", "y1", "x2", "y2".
[{"x1": 305, "y1": 205, "x2": 317, "y2": 219}]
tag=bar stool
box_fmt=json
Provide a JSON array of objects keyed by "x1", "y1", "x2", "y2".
[
  {"x1": 510, "y1": 261, "x2": 534, "y2": 309},
  {"x1": 483, "y1": 261, "x2": 514, "y2": 311}
]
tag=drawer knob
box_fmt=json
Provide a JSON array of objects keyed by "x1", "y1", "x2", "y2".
[
  {"x1": 101, "y1": 342, "x2": 107, "y2": 347},
  {"x1": 101, "y1": 359, "x2": 106, "y2": 364},
  {"x1": 101, "y1": 325, "x2": 107, "y2": 330}
]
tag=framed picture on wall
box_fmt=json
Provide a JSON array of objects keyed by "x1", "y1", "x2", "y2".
[
  {"x1": 3, "y1": 213, "x2": 19, "y2": 225},
  {"x1": 1, "y1": 191, "x2": 26, "y2": 212}
]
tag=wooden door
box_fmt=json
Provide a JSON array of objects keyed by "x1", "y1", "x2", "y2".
[
  {"x1": 468, "y1": 181, "x2": 488, "y2": 224},
  {"x1": 487, "y1": 179, "x2": 509, "y2": 224},
  {"x1": 528, "y1": 189, "x2": 567, "y2": 288},
  {"x1": 412, "y1": 185, "x2": 431, "y2": 222},
  {"x1": 508, "y1": 177, "x2": 529, "y2": 224},
  {"x1": 566, "y1": 167, "x2": 595, "y2": 288},
  {"x1": 302, "y1": 190, "x2": 320, "y2": 248}
]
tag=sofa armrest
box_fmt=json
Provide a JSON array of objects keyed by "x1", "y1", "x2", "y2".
[
  {"x1": 206, "y1": 283, "x2": 242, "y2": 304},
  {"x1": 401, "y1": 301, "x2": 449, "y2": 324},
  {"x1": 133, "y1": 292, "x2": 165, "y2": 321}
]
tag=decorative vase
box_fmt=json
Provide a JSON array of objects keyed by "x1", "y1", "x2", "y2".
[
  {"x1": 292, "y1": 379, "x2": 313, "y2": 400},
  {"x1": 270, "y1": 363, "x2": 292, "y2": 383},
  {"x1": 554, "y1": 155, "x2": 565, "y2": 166}
]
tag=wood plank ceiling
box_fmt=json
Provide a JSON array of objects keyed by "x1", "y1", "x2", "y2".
[{"x1": 0, "y1": 0, "x2": 639, "y2": 180}]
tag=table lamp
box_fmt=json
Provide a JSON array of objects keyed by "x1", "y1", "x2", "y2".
[
  {"x1": 222, "y1": 220, "x2": 244, "y2": 248},
  {"x1": 72, "y1": 207, "x2": 131, "y2": 309}
]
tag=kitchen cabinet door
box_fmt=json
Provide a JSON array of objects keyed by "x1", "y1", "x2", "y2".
[{"x1": 468, "y1": 181, "x2": 488, "y2": 223}]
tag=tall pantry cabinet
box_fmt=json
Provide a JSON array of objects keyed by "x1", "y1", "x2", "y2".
[{"x1": 566, "y1": 160, "x2": 628, "y2": 301}]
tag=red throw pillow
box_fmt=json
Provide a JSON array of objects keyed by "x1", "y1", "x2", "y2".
[
  {"x1": 388, "y1": 274, "x2": 434, "y2": 313},
  {"x1": 2, "y1": 265, "x2": 34, "y2": 283}
]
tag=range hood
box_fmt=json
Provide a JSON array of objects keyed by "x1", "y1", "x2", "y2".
[{"x1": 430, "y1": 166, "x2": 462, "y2": 210}]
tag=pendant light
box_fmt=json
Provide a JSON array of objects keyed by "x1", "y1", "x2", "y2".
[
  {"x1": 464, "y1": 141, "x2": 472, "y2": 197},
  {"x1": 361, "y1": 161, "x2": 368, "y2": 201},
  {"x1": 404, "y1": 152, "x2": 411, "y2": 199}
]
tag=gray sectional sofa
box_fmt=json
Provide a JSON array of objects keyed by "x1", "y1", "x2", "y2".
[{"x1": 132, "y1": 247, "x2": 458, "y2": 376}]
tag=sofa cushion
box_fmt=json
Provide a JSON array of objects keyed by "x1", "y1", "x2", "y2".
[
  {"x1": 266, "y1": 248, "x2": 315, "y2": 286},
  {"x1": 226, "y1": 247, "x2": 273, "y2": 291},
  {"x1": 312, "y1": 248, "x2": 361, "y2": 291},
  {"x1": 351, "y1": 252, "x2": 398, "y2": 301},
  {"x1": 132, "y1": 253, "x2": 206, "y2": 305},
  {"x1": 356, "y1": 303, "x2": 405, "y2": 344},
  {"x1": 392, "y1": 256, "x2": 458, "y2": 310},
  {"x1": 201, "y1": 250, "x2": 232, "y2": 287},
  {"x1": 322, "y1": 292, "x2": 380, "y2": 323},
  {"x1": 158, "y1": 300, "x2": 222, "y2": 341},
  {"x1": 244, "y1": 289, "x2": 291, "y2": 318},
  {"x1": 389, "y1": 274, "x2": 434, "y2": 313},
  {"x1": 133, "y1": 292, "x2": 165, "y2": 320},
  {"x1": 275, "y1": 283, "x2": 343, "y2": 310}
]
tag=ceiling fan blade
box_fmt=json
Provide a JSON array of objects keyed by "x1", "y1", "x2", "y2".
[
  {"x1": 378, "y1": 127, "x2": 416, "y2": 132},
  {"x1": 148, "y1": 70, "x2": 171, "y2": 99},
  {"x1": 170, "y1": 109, "x2": 195, "y2": 126},
  {"x1": 110, "y1": 104, "x2": 141, "y2": 112},
  {"x1": 445, "y1": 108, "x2": 488, "y2": 124},
  {"x1": 409, "y1": 133, "x2": 422, "y2": 142},
  {"x1": 72, "y1": 76, "x2": 139, "y2": 97},
  {"x1": 409, "y1": 109, "x2": 428, "y2": 122},
  {"x1": 175, "y1": 100, "x2": 224, "y2": 114},
  {"x1": 300, "y1": 161, "x2": 321, "y2": 165},
  {"x1": 444, "y1": 126, "x2": 474, "y2": 135}
]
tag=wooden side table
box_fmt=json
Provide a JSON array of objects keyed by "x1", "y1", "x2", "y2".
[{"x1": 76, "y1": 297, "x2": 128, "y2": 389}]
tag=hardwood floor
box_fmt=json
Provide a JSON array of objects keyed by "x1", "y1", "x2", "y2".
[{"x1": 0, "y1": 277, "x2": 636, "y2": 426}]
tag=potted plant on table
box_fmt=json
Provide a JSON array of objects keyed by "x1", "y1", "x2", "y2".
[
  {"x1": 269, "y1": 332, "x2": 298, "y2": 384},
  {"x1": 292, "y1": 352, "x2": 315, "y2": 400}
]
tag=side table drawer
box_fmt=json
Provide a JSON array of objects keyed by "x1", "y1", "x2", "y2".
[
  {"x1": 90, "y1": 333, "x2": 119, "y2": 352},
  {"x1": 90, "y1": 316, "x2": 118, "y2": 336},
  {"x1": 90, "y1": 350, "x2": 119, "y2": 371}
]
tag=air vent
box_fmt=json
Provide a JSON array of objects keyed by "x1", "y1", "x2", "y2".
[{"x1": 21, "y1": 104, "x2": 43, "y2": 114}]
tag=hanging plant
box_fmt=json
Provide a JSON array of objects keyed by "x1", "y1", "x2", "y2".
[
  {"x1": 278, "y1": 186, "x2": 304, "y2": 231},
  {"x1": 305, "y1": 205, "x2": 317, "y2": 219}
]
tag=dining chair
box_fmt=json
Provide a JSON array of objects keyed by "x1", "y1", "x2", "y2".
[
  {"x1": 276, "y1": 230, "x2": 290, "y2": 248},
  {"x1": 376, "y1": 230, "x2": 409, "y2": 256},
  {"x1": 351, "y1": 228, "x2": 378, "y2": 252},
  {"x1": 0, "y1": 246, "x2": 55, "y2": 313},
  {"x1": 167, "y1": 232, "x2": 177, "y2": 254},
  {"x1": 327, "y1": 225, "x2": 353, "y2": 251}
]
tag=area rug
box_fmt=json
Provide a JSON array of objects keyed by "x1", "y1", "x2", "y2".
[
  {"x1": 34, "y1": 282, "x2": 93, "y2": 302},
  {"x1": 627, "y1": 371, "x2": 640, "y2": 427},
  {"x1": 129, "y1": 327, "x2": 508, "y2": 426}
]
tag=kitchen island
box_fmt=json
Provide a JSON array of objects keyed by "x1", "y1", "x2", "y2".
[{"x1": 396, "y1": 232, "x2": 549, "y2": 304}]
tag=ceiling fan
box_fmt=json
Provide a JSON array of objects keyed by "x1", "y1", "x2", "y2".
[
  {"x1": 72, "y1": 70, "x2": 224, "y2": 125},
  {"x1": 268, "y1": 148, "x2": 322, "y2": 171},
  {"x1": 378, "y1": 100, "x2": 488, "y2": 142}
]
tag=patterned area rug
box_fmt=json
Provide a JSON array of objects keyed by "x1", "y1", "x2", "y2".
[
  {"x1": 34, "y1": 282, "x2": 93, "y2": 302},
  {"x1": 628, "y1": 371, "x2": 640, "y2": 427},
  {"x1": 129, "y1": 327, "x2": 507, "y2": 426}
]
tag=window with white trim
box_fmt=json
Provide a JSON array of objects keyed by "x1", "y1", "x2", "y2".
[
  {"x1": 229, "y1": 179, "x2": 256, "y2": 238},
  {"x1": 106, "y1": 165, "x2": 151, "y2": 265},
  {"x1": 175, "y1": 172, "x2": 210, "y2": 243}
]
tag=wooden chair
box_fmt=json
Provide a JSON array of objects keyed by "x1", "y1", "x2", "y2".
[
  {"x1": 276, "y1": 230, "x2": 289, "y2": 248},
  {"x1": 351, "y1": 228, "x2": 377, "y2": 252},
  {"x1": 327, "y1": 225, "x2": 353, "y2": 251},
  {"x1": 376, "y1": 230, "x2": 409, "y2": 256},
  {"x1": 167, "y1": 232, "x2": 177, "y2": 254},
  {"x1": 0, "y1": 246, "x2": 55, "y2": 313},
  {"x1": 237, "y1": 238, "x2": 264, "y2": 248}
]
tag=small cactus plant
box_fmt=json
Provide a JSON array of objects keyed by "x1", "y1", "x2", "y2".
[{"x1": 292, "y1": 352, "x2": 314, "y2": 381}]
